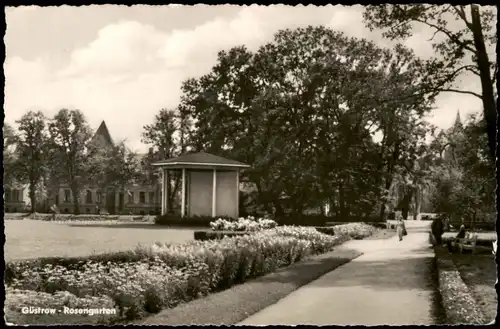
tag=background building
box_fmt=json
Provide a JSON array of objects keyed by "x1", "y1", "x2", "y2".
[{"x1": 46, "y1": 121, "x2": 161, "y2": 215}]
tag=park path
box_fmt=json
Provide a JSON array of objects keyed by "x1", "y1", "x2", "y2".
[{"x1": 238, "y1": 220, "x2": 439, "y2": 325}]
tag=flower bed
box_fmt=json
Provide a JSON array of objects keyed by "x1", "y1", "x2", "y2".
[
  {"x1": 330, "y1": 223, "x2": 377, "y2": 240},
  {"x1": 434, "y1": 246, "x2": 487, "y2": 324},
  {"x1": 210, "y1": 216, "x2": 277, "y2": 231},
  {"x1": 327, "y1": 221, "x2": 387, "y2": 229},
  {"x1": 6, "y1": 224, "x2": 373, "y2": 324}
]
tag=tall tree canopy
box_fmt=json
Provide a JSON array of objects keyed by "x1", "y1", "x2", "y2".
[
  {"x1": 48, "y1": 109, "x2": 97, "y2": 215},
  {"x1": 429, "y1": 113, "x2": 495, "y2": 224},
  {"x1": 3, "y1": 123, "x2": 19, "y2": 187},
  {"x1": 14, "y1": 111, "x2": 50, "y2": 213},
  {"x1": 165, "y1": 26, "x2": 436, "y2": 219},
  {"x1": 363, "y1": 4, "x2": 497, "y2": 161},
  {"x1": 142, "y1": 107, "x2": 193, "y2": 211}
]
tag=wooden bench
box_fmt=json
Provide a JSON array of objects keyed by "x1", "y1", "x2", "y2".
[{"x1": 457, "y1": 233, "x2": 478, "y2": 254}]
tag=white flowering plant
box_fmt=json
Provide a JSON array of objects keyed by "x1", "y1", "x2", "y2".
[
  {"x1": 5, "y1": 223, "x2": 374, "y2": 324},
  {"x1": 332, "y1": 223, "x2": 376, "y2": 240},
  {"x1": 209, "y1": 216, "x2": 277, "y2": 232}
]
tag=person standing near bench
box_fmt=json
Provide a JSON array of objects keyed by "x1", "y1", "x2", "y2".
[
  {"x1": 431, "y1": 216, "x2": 444, "y2": 245},
  {"x1": 396, "y1": 218, "x2": 406, "y2": 242}
]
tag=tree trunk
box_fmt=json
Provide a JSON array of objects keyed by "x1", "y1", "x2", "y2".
[
  {"x1": 29, "y1": 181, "x2": 36, "y2": 214},
  {"x1": 379, "y1": 178, "x2": 392, "y2": 221},
  {"x1": 470, "y1": 5, "x2": 497, "y2": 161},
  {"x1": 413, "y1": 187, "x2": 421, "y2": 221},
  {"x1": 71, "y1": 183, "x2": 80, "y2": 215},
  {"x1": 401, "y1": 191, "x2": 412, "y2": 220},
  {"x1": 339, "y1": 183, "x2": 347, "y2": 219},
  {"x1": 165, "y1": 172, "x2": 181, "y2": 214},
  {"x1": 273, "y1": 200, "x2": 284, "y2": 217}
]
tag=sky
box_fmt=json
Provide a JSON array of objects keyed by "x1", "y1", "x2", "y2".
[{"x1": 4, "y1": 5, "x2": 494, "y2": 152}]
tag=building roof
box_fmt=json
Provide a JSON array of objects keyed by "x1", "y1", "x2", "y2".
[
  {"x1": 92, "y1": 121, "x2": 114, "y2": 147},
  {"x1": 152, "y1": 151, "x2": 250, "y2": 168}
]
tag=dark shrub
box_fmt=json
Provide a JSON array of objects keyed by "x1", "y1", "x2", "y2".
[
  {"x1": 273, "y1": 214, "x2": 332, "y2": 226},
  {"x1": 314, "y1": 227, "x2": 336, "y2": 236},
  {"x1": 154, "y1": 214, "x2": 234, "y2": 227},
  {"x1": 194, "y1": 230, "x2": 250, "y2": 241},
  {"x1": 272, "y1": 213, "x2": 386, "y2": 227}
]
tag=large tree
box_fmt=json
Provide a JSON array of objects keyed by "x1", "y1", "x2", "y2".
[
  {"x1": 178, "y1": 26, "x2": 435, "y2": 219},
  {"x1": 363, "y1": 4, "x2": 497, "y2": 161},
  {"x1": 86, "y1": 139, "x2": 143, "y2": 213},
  {"x1": 13, "y1": 111, "x2": 50, "y2": 213},
  {"x1": 3, "y1": 123, "x2": 19, "y2": 186},
  {"x1": 142, "y1": 107, "x2": 192, "y2": 212},
  {"x1": 429, "y1": 113, "x2": 495, "y2": 224},
  {"x1": 48, "y1": 109, "x2": 96, "y2": 215}
]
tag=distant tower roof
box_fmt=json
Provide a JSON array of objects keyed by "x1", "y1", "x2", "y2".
[
  {"x1": 93, "y1": 121, "x2": 114, "y2": 147},
  {"x1": 454, "y1": 109, "x2": 462, "y2": 127}
]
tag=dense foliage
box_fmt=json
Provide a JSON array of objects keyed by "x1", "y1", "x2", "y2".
[
  {"x1": 428, "y1": 114, "x2": 496, "y2": 226},
  {"x1": 6, "y1": 18, "x2": 495, "y2": 224},
  {"x1": 141, "y1": 26, "x2": 436, "y2": 220},
  {"x1": 5, "y1": 109, "x2": 145, "y2": 214}
]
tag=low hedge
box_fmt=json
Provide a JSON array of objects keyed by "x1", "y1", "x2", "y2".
[
  {"x1": 434, "y1": 246, "x2": 486, "y2": 324},
  {"x1": 327, "y1": 221, "x2": 387, "y2": 229},
  {"x1": 155, "y1": 214, "x2": 233, "y2": 227},
  {"x1": 194, "y1": 228, "x2": 337, "y2": 241},
  {"x1": 6, "y1": 226, "x2": 365, "y2": 324},
  {"x1": 314, "y1": 226, "x2": 336, "y2": 235},
  {"x1": 273, "y1": 214, "x2": 385, "y2": 227},
  {"x1": 194, "y1": 225, "x2": 338, "y2": 241},
  {"x1": 194, "y1": 231, "x2": 251, "y2": 241},
  {"x1": 154, "y1": 213, "x2": 387, "y2": 228}
]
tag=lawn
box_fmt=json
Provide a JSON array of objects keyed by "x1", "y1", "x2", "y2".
[
  {"x1": 449, "y1": 250, "x2": 497, "y2": 323},
  {"x1": 4, "y1": 219, "x2": 198, "y2": 261}
]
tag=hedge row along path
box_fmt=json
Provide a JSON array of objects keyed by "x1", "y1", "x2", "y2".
[{"x1": 239, "y1": 220, "x2": 442, "y2": 325}]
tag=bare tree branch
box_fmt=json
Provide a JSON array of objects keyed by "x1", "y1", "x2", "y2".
[
  {"x1": 427, "y1": 29, "x2": 440, "y2": 42},
  {"x1": 412, "y1": 17, "x2": 477, "y2": 54},
  {"x1": 444, "y1": 64, "x2": 481, "y2": 81},
  {"x1": 453, "y1": 5, "x2": 474, "y2": 30},
  {"x1": 437, "y1": 88, "x2": 482, "y2": 99},
  {"x1": 492, "y1": 62, "x2": 498, "y2": 84}
]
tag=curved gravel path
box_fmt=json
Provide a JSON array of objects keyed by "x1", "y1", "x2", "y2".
[{"x1": 238, "y1": 220, "x2": 441, "y2": 325}]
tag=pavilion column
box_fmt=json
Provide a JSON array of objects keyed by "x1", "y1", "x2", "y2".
[
  {"x1": 236, "y1": 169, "x2": 240, "y2": 218},
  {"x1": 161, "y1": 168, "x2": 165, "y2": 215},
  {"x1": 181, "y1": 168, "x2": 186, "y2": 217},
  {"x1": 161, "y1": 168, "x2": 169, "y2": 215},
  {"x1": 212, "y1": 168, "x2": 217, "y2": 217}
]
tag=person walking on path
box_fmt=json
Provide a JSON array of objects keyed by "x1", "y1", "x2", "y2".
[{"x1": 396, "y1": 218, "x2": 406, "y2": 241}]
